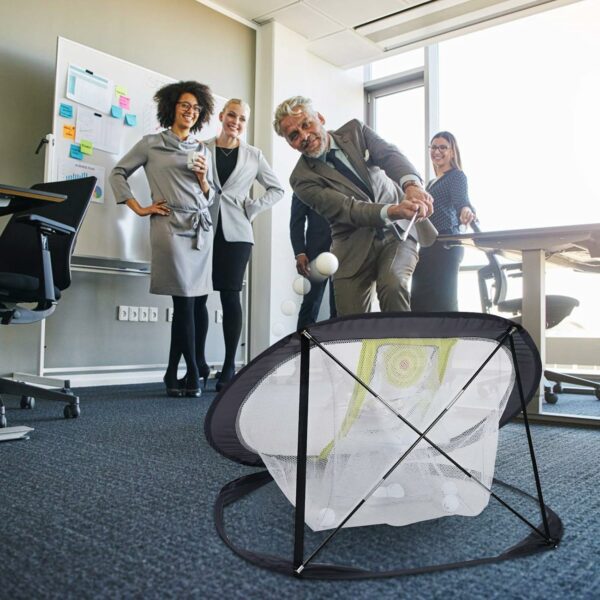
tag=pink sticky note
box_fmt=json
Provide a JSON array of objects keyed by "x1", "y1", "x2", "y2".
[{"x1": 118, "y1": 95, "x2": 131, "y2": 110}]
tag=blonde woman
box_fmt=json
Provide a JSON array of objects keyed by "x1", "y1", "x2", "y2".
[{"x1": 205, "y1": 99, "x2": 284, "y2": 390}]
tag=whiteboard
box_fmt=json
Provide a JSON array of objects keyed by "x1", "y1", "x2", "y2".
[{"x1": 50, "y1": 37, "x2": 226, "y2": 263}]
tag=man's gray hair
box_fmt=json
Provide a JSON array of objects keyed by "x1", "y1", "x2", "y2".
[{"x1": 273, "y1": 96, "x2": 316, "y2": 136}]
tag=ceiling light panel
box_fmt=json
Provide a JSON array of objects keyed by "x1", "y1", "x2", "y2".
[
  {"x1": 203, "y1": 0, "x2": 293, "y2": 21},
  {"x1": 307, "y1": 29, "x2": 384, "y2": 68},
  {"x1": 256, "y1": 2, "x2": 344, "y2": 39}
]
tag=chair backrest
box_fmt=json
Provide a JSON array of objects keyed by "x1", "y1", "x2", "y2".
[
  {"x1": 477, "y1": 250, "x2": 509, "y2": 313},
  {"x1": 0, "y1": 177, "x2": 96, "y2": 291}
]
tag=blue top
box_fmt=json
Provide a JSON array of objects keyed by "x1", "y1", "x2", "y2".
[{"x1": 426, "y1": 168, "x2": 473, "y2": 234}]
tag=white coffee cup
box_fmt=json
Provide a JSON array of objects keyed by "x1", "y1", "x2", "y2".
[{"x1": 187, "y1": 150, "x2": 203, "y2": 170}]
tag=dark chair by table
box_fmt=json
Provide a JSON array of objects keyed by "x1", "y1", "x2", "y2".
[
  {"x1": 0, "y1": 177, "x2": 96, "y2": 427},
  {"x1": 475, "y1": 231, "x2": 599, "y2": 404}
]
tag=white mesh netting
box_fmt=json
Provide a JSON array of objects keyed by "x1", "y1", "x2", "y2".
[{"x1": 237, "y1": 337, "x2": 514, "y2": 531}]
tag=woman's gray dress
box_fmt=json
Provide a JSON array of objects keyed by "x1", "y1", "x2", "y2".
[{"x1": 109, "y1": 130, "x2": 214, "y2": 297}]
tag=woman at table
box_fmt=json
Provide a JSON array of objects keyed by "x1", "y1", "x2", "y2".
[
  {"x1": 109, "y1": 81, "x2": 215, "y2": 398},
  {"x1": 411, "y1": 131, "x2": 476, "y2": 312},
  {"x1": 205, "y1": 99, "x2": 284, "y2": 391}
]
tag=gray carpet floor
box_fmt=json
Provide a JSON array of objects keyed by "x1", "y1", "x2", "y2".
[{"x1": 0, "y1": 382, "x2": 598, "y2": 599}]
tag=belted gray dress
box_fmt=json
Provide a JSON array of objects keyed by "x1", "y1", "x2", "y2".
[{"x1": 109, "y1": 130, "x2": 214, "y2": 297}]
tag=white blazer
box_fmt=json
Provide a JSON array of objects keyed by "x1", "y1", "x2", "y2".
[{"x1": 204, "y1": 138, "x2": 284, "y2": 244}]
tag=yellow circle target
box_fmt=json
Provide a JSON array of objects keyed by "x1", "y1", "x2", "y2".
[{"x1": 384, "y1": 345, "x2": 428, "y2": 388}]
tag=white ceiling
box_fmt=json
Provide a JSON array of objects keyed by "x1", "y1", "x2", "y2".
[{"x1": 201, "y1": 0, "x2": 569, "y2": 69}]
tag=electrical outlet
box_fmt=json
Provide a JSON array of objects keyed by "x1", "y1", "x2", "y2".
[
  {"x1": 149, "y1": 307, "x2": 158, "y2": 322},
  {"x1": 129, "y1": 306, "x2": 139, "y2": 322},
  {"x1": 215, "y1": 309, "x2": 223, "y2": 323},
  {"x1": 139, "y1": 306, "x2": 149, "y2": 322},
  {"x1": 117, "y1": 305, "x2": 129, "y2": 321},
  {"x1": 166, "y1": 307, "x2": 173, "y2": 322}
]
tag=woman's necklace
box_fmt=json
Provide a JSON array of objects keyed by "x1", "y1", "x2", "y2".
[{"x1": 217, "y1": 146, "x2": 237, "y2": 157}]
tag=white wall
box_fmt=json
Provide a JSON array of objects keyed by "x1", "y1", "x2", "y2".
[{"x1": 250, "y1": 22, "x2": 364, "y2": 357}]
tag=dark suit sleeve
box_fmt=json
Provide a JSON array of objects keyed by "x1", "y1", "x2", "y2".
[{"x1": 289, "y1": 193, "x2": 309, "y2": 256}]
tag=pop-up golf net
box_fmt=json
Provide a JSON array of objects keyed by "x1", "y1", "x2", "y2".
[{"x1": 205, "y1": 312, "x2": 562, "y2": 579}]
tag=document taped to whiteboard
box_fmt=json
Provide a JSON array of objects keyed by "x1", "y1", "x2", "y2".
[
  {"x1": 58, "y1": 158, "x2": 105, "y2": 204},
  {"x1": 66, "y1": 64, "x2": 112, "y2": 113}
]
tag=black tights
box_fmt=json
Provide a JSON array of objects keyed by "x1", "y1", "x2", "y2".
[
  {"x1": 166, "y1": 295, "x2": 208, "y2": 383},
  {"x1": 220, "y1": 290, "x2": 242, "y2": 377}
]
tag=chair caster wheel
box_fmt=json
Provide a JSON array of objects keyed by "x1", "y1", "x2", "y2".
[
  {"x1": 552, "y1": 382, "x2": 563, "y2": 394},
  {"x1": 544, "y1": 390, "x2": 558, "y2": 404},
  {"x1": 64, "y1": 404, "x2": 80, "y2": 419},
  {"x1": 20, "y1": 396, "x2": 35, "y2": 409}
]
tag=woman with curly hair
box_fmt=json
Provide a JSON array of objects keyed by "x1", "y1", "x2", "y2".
[{"x1": 110, "y1": 81, "x2": 215, "y2": 398}]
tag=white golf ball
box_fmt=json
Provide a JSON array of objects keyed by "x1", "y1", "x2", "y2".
[
  {"x1": 386, "y1": 483, "x2": 405, "y2": 498},
  {"x1": 443, "y1": 494, "x2": 460, "y2": 513},
  {"x1": 271, "y1": 322, "x2": 286, "y2": 337},
  {"x1": 280, "y1": 300, "x2": 297, "y2": 316},
  {"x1": 318, "y1": 507, "x2": 337, "y2": 528},
  {"x1": 315, "y1": 252, "x2": 339, "y2": 277},
  {"x1": 292, "y1": 276, "x2": 311, "y2": 295}
]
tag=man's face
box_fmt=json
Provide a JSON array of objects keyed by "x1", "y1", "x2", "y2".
[{"x1": 279, "y1": 110, "x2": 328, "y2": 158}]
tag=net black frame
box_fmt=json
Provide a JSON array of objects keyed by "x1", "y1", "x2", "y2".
[{"x1": 205, "y1": 312, "x2": 563, "y2": 579}]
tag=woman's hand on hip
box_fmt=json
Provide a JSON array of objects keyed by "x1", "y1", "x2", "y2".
[{"x1": 126, "y1": 198, "x2": 170, "y2": 217}]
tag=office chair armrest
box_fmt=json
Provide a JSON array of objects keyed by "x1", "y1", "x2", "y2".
[
  {"x1": 13, "y1": 214, "x2": 74, "y2": 309},
  {"x1": 15, "y1": 214, "x2": 75, "y2": 236}
]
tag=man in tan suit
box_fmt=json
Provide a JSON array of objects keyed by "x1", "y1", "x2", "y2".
[{"x1": 273, "y1": 96, "x2": 436, "y2": 315}]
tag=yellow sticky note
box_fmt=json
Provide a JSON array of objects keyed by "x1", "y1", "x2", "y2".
[
  {"x1": 115, "y1": 85, "x2": 128, "y2": 97},
  {"x1": 63, "y1": 125, "x2": 76, "y2": 140},
  {"x1": 80, "y1": 139, "x2": 94, "y2": 155}
]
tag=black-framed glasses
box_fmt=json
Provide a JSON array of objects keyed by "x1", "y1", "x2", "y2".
[
  {"x1": 429, "y1": 144, "x2": 450, "y2": 152},
  {"x1": 177, "y1": 101, "x2": 201, "y2": 114}
]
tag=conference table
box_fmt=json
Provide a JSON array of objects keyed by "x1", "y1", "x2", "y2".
[
  {"x1": 439, "y1": 223, "x2": 600, "y2": 417},
  {"x1": 0, "y1": 182, "x2": 66, "y2": 441}
]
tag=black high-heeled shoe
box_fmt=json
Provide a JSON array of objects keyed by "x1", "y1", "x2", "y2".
[
  {"x1": 198, "y1": 364, "x2": 211, "y2": 390},
  {"x1": 181, "y1": 375, "x2": 202, "y2": 397},
  {"x1": 163, "y1": 374, "x2": 183, "y2": 398},
  {"x1": 179, "y1": 365, "x2": 210, "y2": 391},
  {"x1": 215, "y1": 366, "x2": 235, "y2": 392}
]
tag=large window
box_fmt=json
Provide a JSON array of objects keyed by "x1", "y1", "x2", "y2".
[
  {"x1": 438, "y1": 1, "x2": 600, "y2": 231},
  {"x1": 371, "y1": 86, "x2": 426, "y2": 177},
  {"x1": 437, "y1": 0, "x2": 600, "y2": 338},
  {"x1": 365, "y1": 0, "x2": 600, "y2": 341}
]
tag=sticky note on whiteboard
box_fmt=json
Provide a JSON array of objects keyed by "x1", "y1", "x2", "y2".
[
  {"x1": 124, "y1": 114, "x2": 137, "y2": 127},
  {"x1": 79, "y1": 139, "x2": 94, "y2": 155},
  {"x1": 63, "y1": 125, "x2": 76, "y2": 140},
  {"x1": 59, "y1": 103, "x2": 73, "y2": 119},
  {"x1": 110, "y1": 105, "x2": 123, "y2": 118},
  {"x1": 115, "y1": 85, "x2": 128, "y2": 97},
  {"x1": 70, "y1": 144, "x2": 84, "y2": 160},
  {"x1": 118, "y1": 95, "x2": 131, "y2": 110}
]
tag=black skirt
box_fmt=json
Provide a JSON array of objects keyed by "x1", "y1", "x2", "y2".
[{"x1": 212, "y1": 217, "x2": 252, "y2": 292}]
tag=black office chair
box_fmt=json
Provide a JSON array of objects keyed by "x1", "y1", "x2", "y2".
[
  {"x1": 473, "y1": 222, "x2": 598, "y2": 404},
  {"x1": 0, "y1": 177, "x2": 96, "y2": 427}
]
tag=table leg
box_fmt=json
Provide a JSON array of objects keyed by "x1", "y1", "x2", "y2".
[{"x1": 520, "y1": 249, "x2": 546, "y2": 414}]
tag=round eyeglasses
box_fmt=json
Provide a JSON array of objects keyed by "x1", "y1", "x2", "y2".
[{"x1": 177, "y1": 101, "x2": 201, "y2": 114}]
